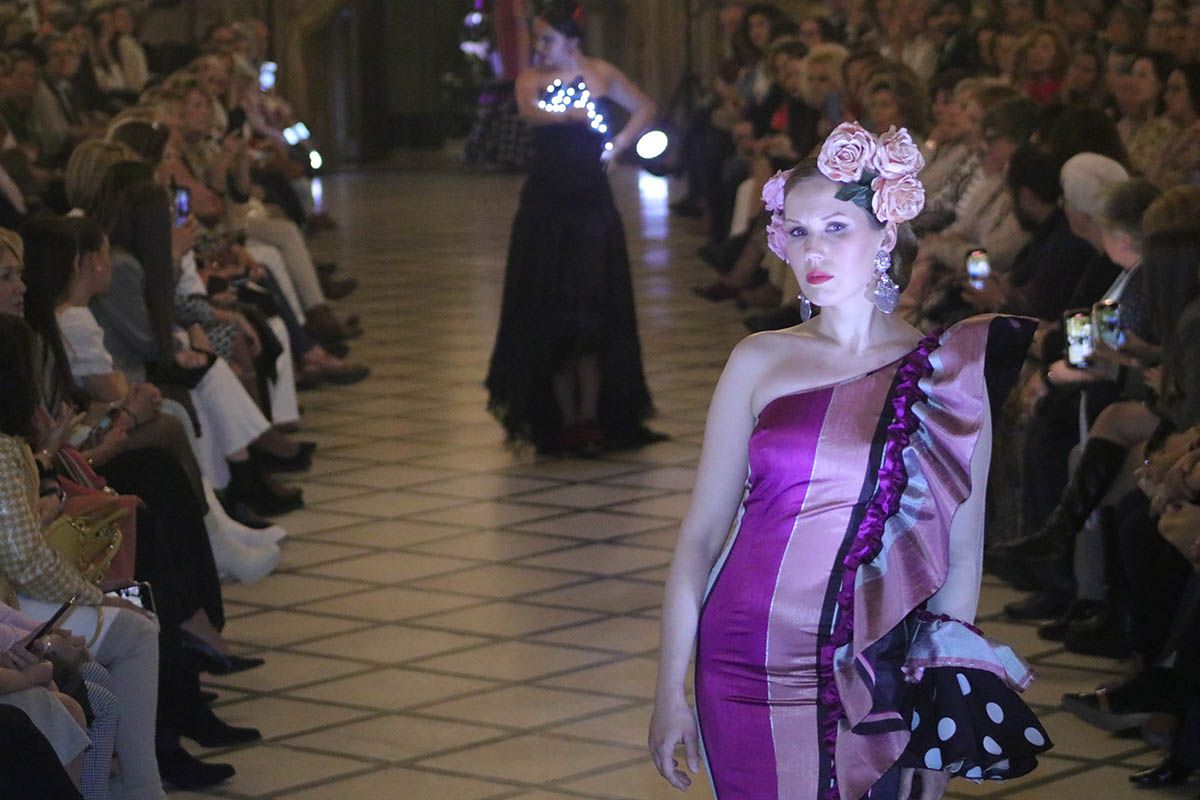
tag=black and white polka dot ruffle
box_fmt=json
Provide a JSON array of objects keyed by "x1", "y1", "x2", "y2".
[{"x1": 899, "y1": 667, "x2": 1052, "y2": 782}]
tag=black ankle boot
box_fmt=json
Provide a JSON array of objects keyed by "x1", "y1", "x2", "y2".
[
  {"x1": 988, "y1": 438, "x2": 1127, "y2": 562},
  {"x1": 225, "y1": 459, "x2": 303, "y2": 516}
]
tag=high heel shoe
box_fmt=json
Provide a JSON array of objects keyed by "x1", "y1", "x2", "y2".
[
  {"x1": 157, "y1": 744, "x2": 235, "y2": 789},
  {"x1": 1129, "y1": 757, "x2": 1192, "y2": 787},
  {"x1": 225, "y1": 459, "x2": 303, "y2": 516},
  {"x1": 179, "y1": 704, "x2": 262, "y2": 747},
  {"x1": 179, "y1": 629, "x2": 265, "y2": 675},
  {"x1": 250, "y1": 441, "x2": 317, "y2": 472}
]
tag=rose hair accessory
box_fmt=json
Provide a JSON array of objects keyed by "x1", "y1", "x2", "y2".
[{"x1": 761, "y1": 122, "x2": 925, "y2": 315}]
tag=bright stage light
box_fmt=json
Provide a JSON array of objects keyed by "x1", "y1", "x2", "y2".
[{"x1": 636, "y1": 130, "x2": 670, "y2": 161}]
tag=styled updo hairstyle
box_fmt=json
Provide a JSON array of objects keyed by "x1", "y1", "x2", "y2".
[
  {"x1": 537, "y1": 0, "x2": 585, "y2": 40},
  {"x1": 781, "y1": 156, "x2": 917, "y2": 289}
]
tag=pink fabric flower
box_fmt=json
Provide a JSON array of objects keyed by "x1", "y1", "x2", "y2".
[
  {"x1": 871, "y1": 174, "x2": 925, "y2": 224},
  {"x1": 871, "y1": 126, "x2": 925, "y2": 180},
  {"x1": 817, "y1": 122, "x2": 878, "y2": 183},
  {"x1": 761, "y1": 168, "x2": 793, "y2": 214},
  {"x1": 766, "y1": 216, "x2": 790, "y2": 261}
]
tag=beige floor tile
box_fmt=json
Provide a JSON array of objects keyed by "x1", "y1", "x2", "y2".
[
  {"x1": 328, "y1": 463, "x2": 462, "y2": 489},
  {"x1": 411, "y1": 473, "x2": 566, "y2": 500},
  {"x1": 546, "y1": 704, "x2": 652, "y2": 748},
  {"x1": 301, "y1": 551, "x2": 473, "y2": 583},
  {"x1": 413, "y1": 500, "x2": 565, "y2": 528},
  {"x1": 285, "y1": 667, "x2": 498, "y2": 710},
  {"x1": 408, "y1": 530, "x2": 572, "y2": 561},
  {"x1": 600, "y1": 466, "x2": 697, "y2": 492},
  {"x1": 314, "y1": 488, "x2": 467, "y2": 518},
  {"x1": 205, "y1": 696, "x2": 373, "y2": 740},
  {"x1": 1004, "y1": 764, "x2": 1197, "y2": 799},
  {"x1": 607, "y1": 492, "x2": 691, "y2": 520},
  {"x1": 533, "y1": 616, "x2": 662, "y2": 654},
  {"x1": 1036, "y1": 710, "x2": 1154, "y2": 760},
  {"x1": 420, "y1": 684, "x2": 628, "y2": 729},
  {"x1": 540, "y1": 657, "x2": 660, "y2": 701},
  {"x1": 409, "y1": 563, "x2": 589, "y2": 598},
  {"x1": 523, "y1": 579, "x2": 664, "y2": 613},
  {"x1": 205, "y1": 743, "x2": 369, "y2": 795},
  {"x1": 220, "y1": 572, "x2": 367, "y2": 607},
  {"x1": 277, "y1": 539, "x2": 373, "y2": 570},
  {"x1": 517, "y1": 543, "x2": 671, "y2": 576},
  {"x1": 292, "y1": 624, "x2": 489, "y2": 664},
  {"x1": 415, "y1": 601, "x2": 603, "y2": 637},
  {"x1": 205, "y1": 651, "x2": 367, "y2": 692},
  {"x1": 304, "y1": 518, "x2": 474, "y2": 548},
  {"x1": 271, "y1": 508, "x2": 372, "y2": 536},
  {"x1": 416, "y1": 733, "x2": 637, "y2": 784},
  {"x1": 283, "y1": 713, "x2": 506, "y2": 761},
  {"x1": 284, "y1": 766, "x2": 503, "y2": 800},
  {"x1": 512, "y1": 511, "x2": 668, "y2": 540},
  {"x1": 558, "y1": 759, "x2": 695, "y2": 800},
  {"x1": 295, "y1": 585, "x2": 482, "y2": 622},
  {"x1": 223, "y1": 609, "x2": 369, "y2": 648},
  {"x1": 513, "y1": 483, "x2": 668, "y2": 509},
  {"x1": 411, "y1": 640, "x2": 619, "y2": 681}
]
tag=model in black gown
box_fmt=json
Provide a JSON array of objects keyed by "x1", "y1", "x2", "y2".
[{"x1": 485, "y1": 2, "x2": 659, "y2": 453}]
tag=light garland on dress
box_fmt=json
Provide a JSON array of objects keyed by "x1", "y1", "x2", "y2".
[
  {"x1": 761, "y1": 122, "x2": 926, "y2": 262},
  {"x1": 538, "y1": 77, "x2": 614, "y2": 151}
]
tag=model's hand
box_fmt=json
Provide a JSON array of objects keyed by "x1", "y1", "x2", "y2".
[
  {"x1": 649, "y1": 696, "x2": 701, "y2": 791},
  {"x1": 899, "y1": 767, "x2": 951, "y2": 799}
]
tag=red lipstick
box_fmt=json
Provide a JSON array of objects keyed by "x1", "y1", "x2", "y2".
[{"x1": 805, "y1": 271, "x2": 833, "y2": 285}]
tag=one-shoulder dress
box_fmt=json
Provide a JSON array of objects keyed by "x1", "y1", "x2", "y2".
[
  {"x1": 485, "y1": 112, "x2": 654, "y2": 451},
  {"x1": 695, "y1": 315, "x2": 1052, "y2": 800}
]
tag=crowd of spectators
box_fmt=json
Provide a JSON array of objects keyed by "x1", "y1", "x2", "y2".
[
  {"x1": 0, "y1": 1, "x2": 370, "y2": 796},
  {"x1": 681, "y1": 0, "x2": 1200, "y2": 789}
]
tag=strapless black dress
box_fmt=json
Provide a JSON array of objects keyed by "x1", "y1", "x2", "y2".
[{"x1": 486, "y1": 118, "x2": 654, "y2": 450}]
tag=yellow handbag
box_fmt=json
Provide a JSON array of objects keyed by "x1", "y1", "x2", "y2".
[{"x1": 43, "y1": 499, "x2": 126, "y2": 584}]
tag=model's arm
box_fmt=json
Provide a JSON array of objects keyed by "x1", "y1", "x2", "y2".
[
  {"x1": 600, "y1": 62, "x2": 657, "y2": 161},
  {"x1": 926, "y1": 388, "x2": 992, "y2": 623},
  {"x1": 649, "y1": 338, "x2": 761, "y2": 790}
]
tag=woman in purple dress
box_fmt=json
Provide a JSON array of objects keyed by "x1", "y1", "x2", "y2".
[{"x1": 649, "y1": 123, "x2": 1051, "y2": 799}]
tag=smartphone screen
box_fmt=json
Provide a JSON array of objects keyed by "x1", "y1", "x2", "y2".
[
  {"x1": 965, "y1": 249, "x2": 990, "y2": 290},
  {"x1": 1065, "y1": 310, "x2": 1095, "y2": 368},
  {"x1": 1093, "y1": 299, "x2": 1125, "y2": 349},
  {"x1": 258, "y1": 61, "x2": 277, "y2": 92},
  {"x1": 107, "y1": 582, "x2": 155, "y2": 614},
  {"x1": 173, "y1": 187, "x2": 191, "y2": 227}
]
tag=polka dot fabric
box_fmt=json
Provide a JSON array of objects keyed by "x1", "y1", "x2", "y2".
[{"x1": 899, "y1": 668, "x2": 1052, "y2": 782}]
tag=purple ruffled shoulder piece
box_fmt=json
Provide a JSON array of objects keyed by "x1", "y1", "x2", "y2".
[{"x1": 816, "y1": 315, "x2": 1037, "y2": 800}]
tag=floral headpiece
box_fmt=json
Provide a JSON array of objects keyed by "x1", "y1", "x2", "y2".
[{"x1": 761, "y1": 122, "x2": 926, "y2": 261}]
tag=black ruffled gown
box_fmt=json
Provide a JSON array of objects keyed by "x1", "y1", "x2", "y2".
[{"x1": 486, "y1": 113, "x2": 654, "y2": 451}]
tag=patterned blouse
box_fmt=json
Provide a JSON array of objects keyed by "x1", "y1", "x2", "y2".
[
  {"x1": 1124, "y1": 116, "x2": 1179, "y2": 180},
  {"x1": 0, "y1": 434, "x2": 103, "y2": 608},
  {"x1": 1146, "y1": 120, "x2": 1200, "y2": 190}
]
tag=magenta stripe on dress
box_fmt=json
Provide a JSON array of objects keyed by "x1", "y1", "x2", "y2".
[{"x1": 696, "y1": 386, "x2": 833, "y2": 798}]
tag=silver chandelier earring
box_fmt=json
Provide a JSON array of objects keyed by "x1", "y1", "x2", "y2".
[
  {"x1": 797, "y1": 292, "x2": 813, "y2": 321},
  {"x1": 872, "y1": 249, "x2": 899, "y2": 313}
]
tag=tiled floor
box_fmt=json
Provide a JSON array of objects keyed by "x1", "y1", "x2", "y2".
[{"x1": 176, "y1": 158, "x2": 1195, "y2": 799}]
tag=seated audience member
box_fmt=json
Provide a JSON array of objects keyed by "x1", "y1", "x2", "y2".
[
  {"x1": 1146, "y1": 62, "x2": 1200, "y2": 190},
  {"x1": 961, "y1": 143, "x2": 1095, "y2": 321}
]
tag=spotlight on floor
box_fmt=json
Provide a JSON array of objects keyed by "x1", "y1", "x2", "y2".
[
  {"x1": 636, "y1": 130, "x2": 669, "y2": 160},
  {"x1": 633, "y1": 124, "x2": 679, "y2": 177}
]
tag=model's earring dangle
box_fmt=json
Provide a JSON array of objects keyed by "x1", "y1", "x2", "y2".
[
  {"x1": 872, "y1": 249, "x2": 899, "y2": 314},
  {"x1": 797, "y1": 292, "x2": 813, "y2": 321}
]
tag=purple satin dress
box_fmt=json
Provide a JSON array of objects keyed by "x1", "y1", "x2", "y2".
[{"x1": 694, "y1": 315, "x2": 1050, "y2": 800}]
